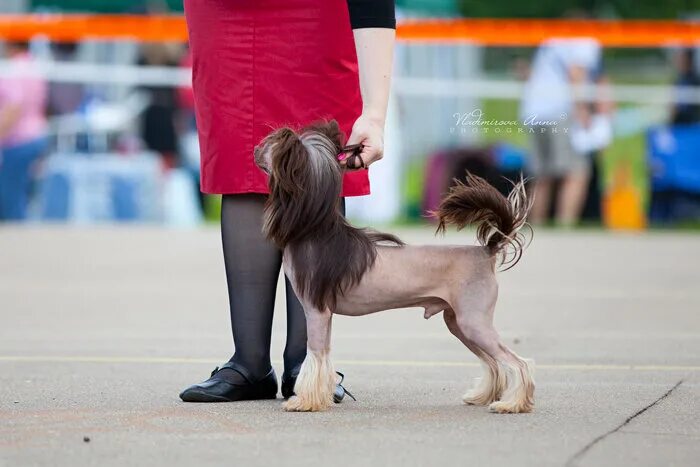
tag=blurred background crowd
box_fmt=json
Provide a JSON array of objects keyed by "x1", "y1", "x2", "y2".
[{"x1": 2, "y1": 0, "x2": 700, "y2": 229}]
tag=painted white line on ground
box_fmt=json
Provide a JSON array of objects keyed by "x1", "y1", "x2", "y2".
[
  {"x1": 333, "y1": 333, "x2": 700, "y2": 340},
  {"x1": 0, "y1": 355, "x2": 698, "y2": 372}
]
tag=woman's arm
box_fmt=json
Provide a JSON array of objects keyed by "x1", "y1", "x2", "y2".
[
  {"x1": 341, "y1": 0, "x2": 396, "y2": 170},
  {"x1": 353, "y1": 28, "x2": 395, "y2": 126}
]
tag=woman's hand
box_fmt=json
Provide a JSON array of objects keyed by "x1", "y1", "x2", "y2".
[{"x1": 341, "y1": 114, "x2": 385, "y2": 170}]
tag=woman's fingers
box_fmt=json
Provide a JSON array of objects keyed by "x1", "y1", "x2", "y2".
[
  {"x1": 362, "y1": 141, "x2": 383, "y2": 164},
  {"x1": 340, "y1": 145, "x2": 378, "y2": 170},
  {"x1": 355, "y1": 138, "x2": 382, "y2": 169}
]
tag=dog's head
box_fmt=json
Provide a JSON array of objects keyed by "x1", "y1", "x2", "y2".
[
  {"x1": 254, "y1": 120, "x2": 346, "y2": 248},
  {"x1": 254, "y1": 120, "x2": 345, "y2": 193}
]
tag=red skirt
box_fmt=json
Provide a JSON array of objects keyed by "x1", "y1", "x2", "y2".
[{"x1": 184, "y1": 0, "x2": 370, "y2": 197}]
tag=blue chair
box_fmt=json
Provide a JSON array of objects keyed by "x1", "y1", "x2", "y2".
[{"x1": 647, "y1": 124, "x2": 700, "y2": 222}]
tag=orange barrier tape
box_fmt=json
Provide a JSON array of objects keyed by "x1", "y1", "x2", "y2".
[
  {"x1": 397, "y1": 18, "x2": 700, "y2": 46},
  {"x1": 1, "y1": 15, "x2": 699, "y2": 46},
  {"x1": 0, "y1": 15, "x2": 187, "y2": 42}
]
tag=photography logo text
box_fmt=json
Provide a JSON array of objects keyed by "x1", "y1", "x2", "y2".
[{"x1": 450, "y1": 109, "x2": 568, "y2": 135}]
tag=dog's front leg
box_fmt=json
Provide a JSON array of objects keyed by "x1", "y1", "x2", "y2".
[{"x1": 283, "y1": 307, "x2": 335, "y2": 412}]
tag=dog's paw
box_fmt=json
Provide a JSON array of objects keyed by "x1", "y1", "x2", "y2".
[
  {"x1": 488, "y1": 400, "x2": 533, "y2": 414},
  {"x1": 283, "y1": 395, "x2": 331, "y2": 412},
  {"x1": 462, "y1": 390, "x2": 493, "y2": 406},
  {"x1": 283, "y1": 396, "x2": 308, "y2": 412}
]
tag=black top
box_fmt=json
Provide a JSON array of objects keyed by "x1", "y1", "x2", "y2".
[{"x1": 347, "y1": 0, "x2": 396, "y2": 29}]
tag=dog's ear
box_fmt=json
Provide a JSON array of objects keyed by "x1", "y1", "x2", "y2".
[
  {"x1": 269, "y1": 127, "x2": 309, "y2": 194},
  {"x1": 304, "y1": 119, "x2": 344, "y2": 154}
]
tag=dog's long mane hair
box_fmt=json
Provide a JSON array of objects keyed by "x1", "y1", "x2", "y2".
[{"x1": 261, "y1": 121, "x2": 404, "y2": 311}]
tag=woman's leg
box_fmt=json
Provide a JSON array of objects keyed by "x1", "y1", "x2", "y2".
[
  {"x1": 216, "y1": 193, "x2": 281, "y2": 383},
  {"x1": 180, "y1": 192, "x2": 280, "y2": 401}
]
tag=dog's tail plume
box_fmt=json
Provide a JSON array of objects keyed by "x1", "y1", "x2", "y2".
[{"x1": 434, "y1": 173, "x2": 532, "y2": 270}]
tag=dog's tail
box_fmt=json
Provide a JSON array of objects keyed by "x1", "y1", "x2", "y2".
[{"x1": 434, "y1": 173, "x2": 532, "y2": 270}]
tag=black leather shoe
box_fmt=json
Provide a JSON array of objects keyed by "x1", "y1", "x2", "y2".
[
  {"x1": 281, "y1": 370, "x2": 356, "y2": 403},
  {"x1": 281, "y1": 370, "x2": 298, "y2": 400},
  {"x1": 179, "y1": 362, "x2": 278, "y2": 402}
]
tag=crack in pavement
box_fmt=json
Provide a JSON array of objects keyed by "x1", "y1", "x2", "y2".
[{"x1": 565, "y1": 379, "x2": 684, "y2": 467}]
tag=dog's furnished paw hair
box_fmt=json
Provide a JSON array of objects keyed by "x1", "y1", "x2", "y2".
[
  {"x1": 463, "y1": 361, "x2": 506, "y2": 406},
  {"x1": 487, "y1": 360, "x2": 535, "y2": 414},
  {"x1": 282, "y1": 350, "x2": 335, "y2": 412}
]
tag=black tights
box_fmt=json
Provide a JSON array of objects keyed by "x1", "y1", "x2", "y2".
[{"x1": 214, "y1": 193, "x2": 344, "y2": 384}]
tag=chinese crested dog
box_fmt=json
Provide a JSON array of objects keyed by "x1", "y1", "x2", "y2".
[{"x1": 254, "y1": 120, "x2": 535, "y2": 414}]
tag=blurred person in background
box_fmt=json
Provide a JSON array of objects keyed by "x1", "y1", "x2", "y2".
[
  {"x1": 670, "y1": 47, "x2": 700, "y2": 126},
  {"x1": 47, "y1": 42, "x2": 84, "y2": 117},
  {"x1": 572, "y1": 75, "x2": 614, "y2": 222},
  {"x1": 0, "y1": 41, "x2": 48, "y2": 221},
  {"x1": 138, "y1": 43, "x2": 183, "y2": 170},
  {"x1": 520, "y1": 35, "x2": 602, "y2": 226},
  {"x1": 179, "y1": 0, "x2": 395, "y2": 403}
]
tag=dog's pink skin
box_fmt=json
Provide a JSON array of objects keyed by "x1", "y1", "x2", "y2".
[{"x1": 301, "y1": 245, "x2": 494, "y2": 318}]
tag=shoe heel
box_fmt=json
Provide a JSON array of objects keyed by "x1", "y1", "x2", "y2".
[{"x1": 254, "y1": 370, "x2": 279, "y2": 400}]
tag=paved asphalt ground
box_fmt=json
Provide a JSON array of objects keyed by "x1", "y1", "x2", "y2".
[{"x1": 0, "y1": 226, "x2": 698, "y2": 467}]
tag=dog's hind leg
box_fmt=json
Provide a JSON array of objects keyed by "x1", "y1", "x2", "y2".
[
  {"x1": 443, "y1": 309, "x2": 504, "y2": 406},
  {"x1": 283, "y1": 307, "x2": 336, "y2": 412},
  {"x1": 453, "y1": 279, "x2": 535, "y2": 414}
]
